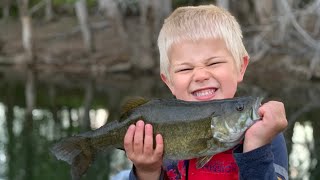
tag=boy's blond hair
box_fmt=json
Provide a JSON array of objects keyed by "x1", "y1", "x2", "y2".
[{"x1": 158, "y1": 5, "x2": 248, "y2": 79}]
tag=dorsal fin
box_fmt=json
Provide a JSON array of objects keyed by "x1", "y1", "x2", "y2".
[{"x1": 120, "y1": 97, "x2": 149, "y2": 119}]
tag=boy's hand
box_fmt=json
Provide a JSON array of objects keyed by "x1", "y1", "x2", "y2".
[
  {"x1": 124, "y1": 120, "x2": 164, "y2": 180},
  {"x1": 243, "y1": 101, "x2": 288, "y2": 152}
]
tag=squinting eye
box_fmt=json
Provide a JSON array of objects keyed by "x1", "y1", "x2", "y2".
[
  {"x1": 208, "y1": 62, "x2": 222, "y2": 66},
  {"x1": 236, "y1": 103, "x2": 244, "y2": 111},
  {"x1": 177, "y1": 68, "x2": 192, "y2": 72}
]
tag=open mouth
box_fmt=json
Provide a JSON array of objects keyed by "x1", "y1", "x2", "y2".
[{"x1": 192, "y1": 88, "x2": 217, "y2": 98}]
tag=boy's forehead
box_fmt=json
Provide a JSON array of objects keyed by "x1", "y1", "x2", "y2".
[
  {"x1": 167, "y1": 38, "x2": 235, "y2": 65},
  {"x1": 168, "y1": 38, "x2": 228, "y2": 56},
  {"x1": 169, "y1": 37, "x2": 226, "y2": 49}
]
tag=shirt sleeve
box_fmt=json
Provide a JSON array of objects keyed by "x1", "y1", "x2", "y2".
[
  {"x1": 233, "y1": 133, "x2": 288, "y2": 180},
  {"x1": 128, "y1": 164, "x2": 168, "y2": 180},
  {"x1": 128, "y1": 168, "x2": 137, "y2": 180}
]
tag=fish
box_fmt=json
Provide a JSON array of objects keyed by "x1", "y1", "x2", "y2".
[{"x1": 50, "y1": 96, "x2": 262, "y2": 180}]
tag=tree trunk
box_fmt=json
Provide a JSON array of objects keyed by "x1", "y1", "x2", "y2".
[
  {"x1": 253, "y1": 0, "x2": 273, "y2": 25},
  {"x1": 274, "y1": 0, "x2": 293, "y2": 44},
  {"x1": 138, "y1": 0, "x2": 168, "y2": 41},
  {"x1": 45, "y1": 0, "x2": 53, "y2": 21},
  {"x1": 23, "y1": 68, "x2": 36, "y2": 180},
  {"x1": 25, "y1": 68, "x2": 36, "y2": 116},
  {"x1": 133, "y1": 0, "x2": 168, "y2": 71},
  {"x1": 98, "y1": 0, "x2": 127, "y2": 42},
  {"x1": 135, "y1": 25, "x2": 155, "y2": 71},
  {"x1": 21, "y1": 16, "x2": 33, "y2": 59},
  {"x1": 314, "y1": 0, "x2": 320, "y2": 35},
  {"x1": 230, "y1": 0, "x2": 255, "y2": 25},
  {"x1": 48, "y1": 84, "x2": 58, "y2": 124},
  {"x1": 75, "y1": 0, "x2": 94, "y2": 53},
  {"x1": 67, "y1": 108, "x2": 75, "y2": 136},
  {"x1": 5, "y1": 82, "x2": 16, "y2": 180},
  {"x1": 2, "y1": 0, "x2": 10, "y2": 20},
  {"x1": 80, "y1": 80, "x2": 94, "y2": 130},
  {"x1": 19, "y1": 0, "x2": 34, "y2": 62},
  {"x1": 138, "y1": 0, "x2": 148, "y2": 26}
]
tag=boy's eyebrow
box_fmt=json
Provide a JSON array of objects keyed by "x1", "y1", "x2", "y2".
[
  {"x1": 172, "y1": 62, "x2": 192, "y2": 66},
  {"x1": 173, "y1": 56, "x2": 222, "y2": 66},
  {"x1": 205, "y1": 56, "x2": 222, "y2": 61}
]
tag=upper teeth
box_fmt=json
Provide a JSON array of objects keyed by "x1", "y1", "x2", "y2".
[{"x1": 194, "y1": 89, "x2": 215, "y2": 97}]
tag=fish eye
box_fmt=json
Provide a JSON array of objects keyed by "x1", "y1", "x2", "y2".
[{"x1": 236, "y1": 103, "x2": 244, "y2": 111}]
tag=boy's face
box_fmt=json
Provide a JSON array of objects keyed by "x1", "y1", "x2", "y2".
[{"x1": 161, "y1": 38, "x2": 248, "y2": 101}]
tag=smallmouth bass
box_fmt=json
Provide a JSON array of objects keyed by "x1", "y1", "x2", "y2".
[{"x1": 51, "y1": 96, "x2": 262, "y2": 179}]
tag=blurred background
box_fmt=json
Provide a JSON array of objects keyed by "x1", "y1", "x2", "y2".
[{"x1": 0, "y1": 0, "x2": 320, "y2": 179}]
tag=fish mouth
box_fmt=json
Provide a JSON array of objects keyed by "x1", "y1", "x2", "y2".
[{"x1": 191, "y1": 88, "x2": 217, "y2": 100}]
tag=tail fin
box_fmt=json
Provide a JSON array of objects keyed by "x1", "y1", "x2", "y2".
[{"x1": 50, "y1": 136, "x2": 94, "y2": 180}]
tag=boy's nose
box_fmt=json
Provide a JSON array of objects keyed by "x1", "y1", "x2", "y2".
[{"x1": 193, "y1": 67, "x2": 211, "y2": 82}]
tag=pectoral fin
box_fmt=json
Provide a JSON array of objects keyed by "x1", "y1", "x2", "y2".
[
  {"x1": 196, "y1": 155, "x2": 213, "y2": 169},
  {"x1": 195, "y1": 138, "x2": 221, "y2": 169},
  {"x1": 188, "y1": 138, "x2": 208, "y2": 155}
]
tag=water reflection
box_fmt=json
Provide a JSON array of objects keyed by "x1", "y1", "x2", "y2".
[
  {"x1": 0, "y1": 65, "x2": 319, "y2": 179},
  {"x1": 90, "y1": 109, "x2": 108, "y2": 130},
  {"x1": 290, "y1": 122, "x2": 315, "y2": 180},
  {"x1": 0, "y1": 103, "x2": 7, "y2": 179}
]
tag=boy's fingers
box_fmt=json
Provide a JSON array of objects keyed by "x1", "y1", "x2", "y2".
[
  {"x1": 258, "y1": 104, "x2": 266, "y2": 118},
  {"x1": 133, "y1": 120, "x2": 145, "y2": 154},
  {"x1": 154, "y1": 134, "x2": 164, "y2": 158},
  {"x1": 143, "y1": 124, "x2": 154, "y2": 155},
  {"x1": 124, "y1": 124, "x2": 135, "y2": 155}
]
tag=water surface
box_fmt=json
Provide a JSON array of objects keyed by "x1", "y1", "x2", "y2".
[{"x1": 0, "y1": 64, "x2": 319, "y2": 180}]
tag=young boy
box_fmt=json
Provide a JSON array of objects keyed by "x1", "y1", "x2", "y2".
[{"x1": 124, "y1": 4, "x2": 288, "y2": 180}]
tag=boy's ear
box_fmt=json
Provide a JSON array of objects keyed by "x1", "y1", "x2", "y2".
[
  {"x1": 160, "y1": 73, "x2": 175, "y2": 95},
  {"x1": 160, "y1": 73, "x2": 168, "y2": 84},
  {"x1": 237, "y1": 56, "x2": 249, "y2": 82}
]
